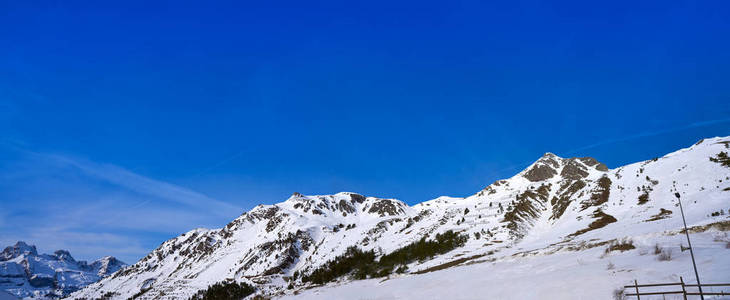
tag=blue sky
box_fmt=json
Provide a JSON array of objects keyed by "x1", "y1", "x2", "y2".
[{"x1": 1, "y1": 0, "x2": 729, "y2": 263}]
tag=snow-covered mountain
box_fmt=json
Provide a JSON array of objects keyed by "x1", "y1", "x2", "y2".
[
  {"x1": 0, "y1": 242, "x2": 126, "y2": 299},
  {"x1": 70, "y1": 136, "x2": 730, "y2": 300}
]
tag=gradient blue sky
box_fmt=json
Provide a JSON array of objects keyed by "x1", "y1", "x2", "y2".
[{"x1": 1, "y1": 0, "x2": 729, "y2": 263}]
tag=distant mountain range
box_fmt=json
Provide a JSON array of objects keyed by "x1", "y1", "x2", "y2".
[
  {"x1": 0, "y1": 241, "x2": 125, "y2": 299},
  {"x1": 44, "y1": 137, "x2": 730, "y2": 299}
]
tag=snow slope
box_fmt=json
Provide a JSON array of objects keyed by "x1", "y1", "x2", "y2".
[
  {"x1": 69, "y1": 136, "x2": 730, "y2": 300},
  {"x1": 0, "y1": 242, "x2": 126, "y2": 299},
  {"x1": 282, "y1": 232, "x2": 730, "y2": 300}
]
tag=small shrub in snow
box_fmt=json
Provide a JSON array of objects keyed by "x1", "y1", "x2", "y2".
[
  {"x1": 713, "y1": 234, "x2": 726, "y2": 242},
  {"x1": 129, "y1": 287, "x2": 151, "y2": 300},
  {"x1": 604, "y1": 239, "x2": 635, "y2": 254},
  {"x1": 657, "y1": 249, "x2": 672, "y2": 261},
  {"x1": 613, "y1": 288, "x2": 625, "y2": 300},
  {"x1": 709, "y1": 151, "x2": 730, "y2": 167},
  {"x1": 653, "y1": 243, "x2": 662, "y2": 255},
  {"x1": 98, "y1": 291, "x2": 119, "y2": 300}
]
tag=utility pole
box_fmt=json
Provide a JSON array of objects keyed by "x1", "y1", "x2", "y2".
[{"x1": 675, "y1": 192, "x2": 703, "y2": 300}]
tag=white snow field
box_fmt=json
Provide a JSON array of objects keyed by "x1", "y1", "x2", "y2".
[
  {"x1": 70, "y1": 136, "x2": 730, "y2": 300},
  {"x1": 281, "y1": 232, "x2": 730, "y2": 300}
]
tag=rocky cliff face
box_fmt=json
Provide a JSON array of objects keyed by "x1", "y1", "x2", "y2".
[
  {"x1": 70, "y1": 136, "x2": 730, "y2": 300},
  {"x1": 0, "y1": 242, "x2": 126, "y2": 299}
]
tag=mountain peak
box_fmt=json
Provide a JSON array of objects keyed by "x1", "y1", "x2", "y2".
[
  {"x1": 522, "y1": 152, "x2": 608, "y2": 182},
  {"x1": 90, "y1": 256, "x2": 126, "y2": 277},
  {"x1": 522, "y1": 155, "x2": 561, "y2": 182},
  {"x1": 53, "y1": 249, "x2": 76, "y2": 262},
  {"x1": 1, "y1": 241, "x2": 38, "y2": 260},
  {"x1": 12, "y1": 241, "x2": 35, "y2": 252},
  {"x1": 541, "y1": 152, "x2": 559, "y2": 158},
  {"x1": 1, "y1": 242, "x2": 127, "y2": 298},
  {"x1": 281, "y1": 192, "x2": 371, "y2": 217}
]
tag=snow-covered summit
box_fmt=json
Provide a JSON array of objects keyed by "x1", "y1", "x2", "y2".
[
  {"x1": 518, "y1": 151, "x2": 608, "y2": 182},
  {"x1": 280, "y1": 191, "x2": 411, "y2": 218},
  {"x1": 0, "y1": 242, "x2": 126, "y2": 299},
  {"x1": 0, "y1": 242, "x2": 38, "y2": 261}
]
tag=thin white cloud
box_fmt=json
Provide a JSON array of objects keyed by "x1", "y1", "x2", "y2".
[
  {"x1": 564, "y1": 118, "x2": 730, "y2": 155},
  {"x1": 0, "y1": 146, "x2": 244, "y2": 263},
  {"x1": 37, "y1": 152, "x2": 241, "y2": 215}
]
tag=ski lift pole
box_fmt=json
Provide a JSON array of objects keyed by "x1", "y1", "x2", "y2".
[{"x1": 675, "y1": 192, "x2": 703, "y2": 300}]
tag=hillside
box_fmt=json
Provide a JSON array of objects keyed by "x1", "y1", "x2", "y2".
[{"x1": 69, "y1": 136, "x2": 730, "y2": 299}]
